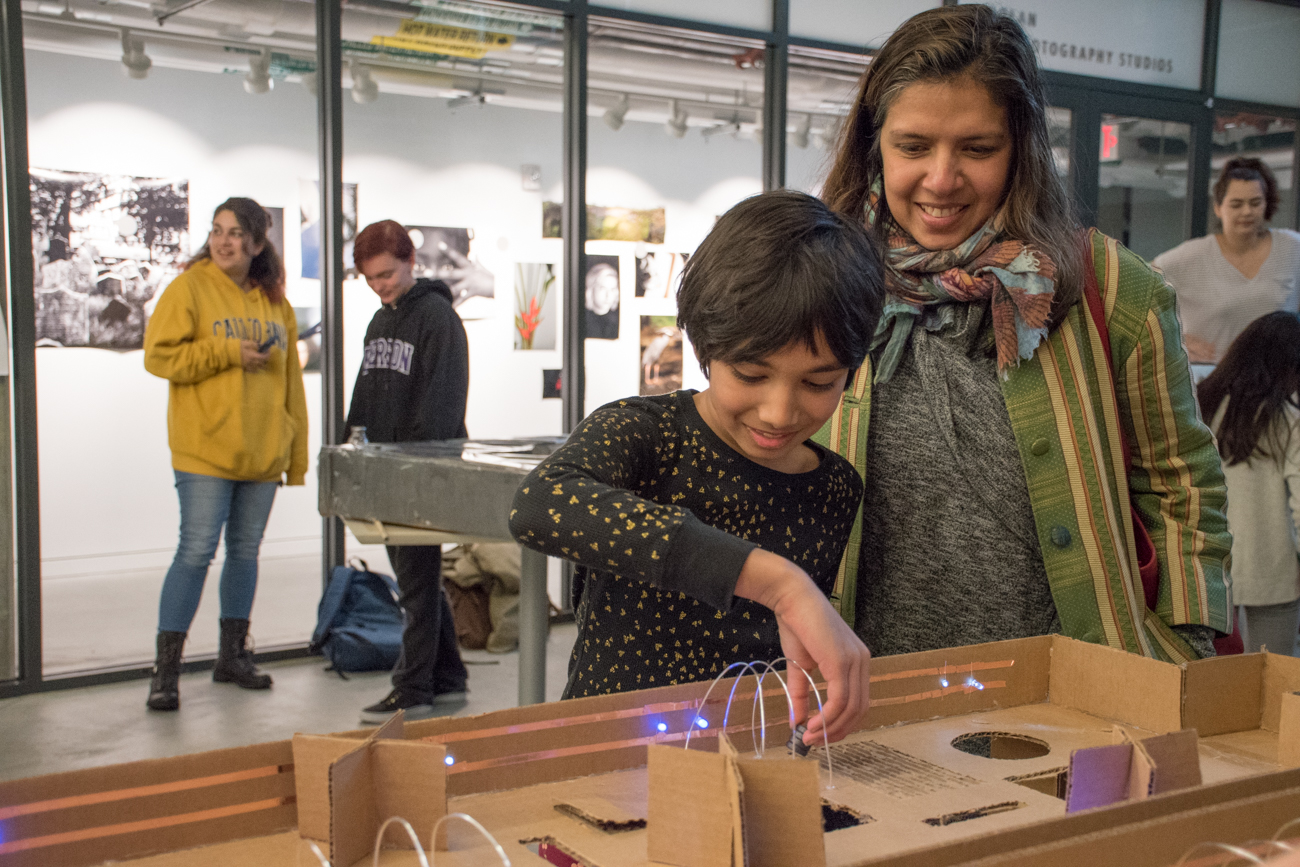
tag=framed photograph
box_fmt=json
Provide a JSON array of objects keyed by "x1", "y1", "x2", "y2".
[
  {"x1": 640, "y1": 316, "x2": 683, "y2": 396},
  {"x1": 406, "y1": 225, "x2": 495, "y2": 310},
  {"x1": 584, "y1": 254, "x2": 620, "y2": 340},
  {"x1": 30, "y1": 168, "x2": 189, "y2": 350}
]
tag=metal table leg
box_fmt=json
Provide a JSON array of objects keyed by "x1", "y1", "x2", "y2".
[{"x1": 518, "y1": 547, "x2": 549, "y2": 705}]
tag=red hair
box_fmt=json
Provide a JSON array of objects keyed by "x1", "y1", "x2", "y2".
[{"x1": 353, "y1": 220, "x2": 415, "y2": 270}]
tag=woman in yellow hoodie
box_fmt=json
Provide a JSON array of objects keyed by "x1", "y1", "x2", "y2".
[{"x1": 142, "y1": 197, "x2": 308, "y2": 711}]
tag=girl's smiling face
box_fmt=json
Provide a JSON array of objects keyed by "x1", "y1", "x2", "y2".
[
  {"x1": 694, "y1": 333, "x2": 849, "y2": 474},
  {"x1": 879, "y1": 76, "x2": 1013, "y2": 250}
]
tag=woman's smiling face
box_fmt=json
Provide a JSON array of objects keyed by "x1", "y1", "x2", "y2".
[{"x1": 879, "y1": 76, "x2": 1013, "y2": 250}]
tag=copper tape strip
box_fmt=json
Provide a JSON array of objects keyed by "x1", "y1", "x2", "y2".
[
  {"x1": 872, "y1": 681, "x2": 1008, "y2": 707},
  {"x1": 869, "y1": 659, "x2": 1016, "y2": 684},
  {"x1": 0, "y1": 764, "x2": 289, "y2": 821},
  {"x1": 448, "y1": 723, "x2": 770, "y2": 775},
  {"x1": 0, "y1": 796, "x2": 294, "y2": 854}
]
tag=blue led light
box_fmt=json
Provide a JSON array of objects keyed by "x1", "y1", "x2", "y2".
[
  {"x1": 965, "y1": 677, "x2": 985, "y2": 691},
  {"x1": 656, "y1": 722, "x2": 668, "y2": 733},
  {"x1": 939, "y1": 677, "x2": 949, "y2": 688},
  {"x1": 695, "y1": 717, "x2": 709, "y2": 729},
  {"x1": 444, "y1": 755, "x2": 455, "y2": 766}
]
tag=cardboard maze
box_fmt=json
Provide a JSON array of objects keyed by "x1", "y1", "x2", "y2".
[{"x1": 4, "y1": 634, "x2": 1300, "y2": 867}]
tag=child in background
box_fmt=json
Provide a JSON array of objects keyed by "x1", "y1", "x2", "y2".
[
  {"x1": 510, "y1": 190, "x2": 884, "y2": 744},
  {"x1": 1198, "y1": 312, "x2": 1300, "y2": 656}
]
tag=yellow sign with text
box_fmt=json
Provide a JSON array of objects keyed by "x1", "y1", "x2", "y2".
[{"x1": 370, "y1": 20, "x2": 514, "y2": 59}]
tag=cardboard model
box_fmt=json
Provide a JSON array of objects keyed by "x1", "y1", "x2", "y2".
[
  {"x1": 5, "y1": 635, "x2": 1300, "y2": 867},
  {"x1": 291, "y1": 713, "x2": 448, "y2": 867},
  {"x1": 647, "y1": 734, "x2": 825, "y2": 867}
]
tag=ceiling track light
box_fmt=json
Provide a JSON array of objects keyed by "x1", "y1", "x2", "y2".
[
  {"x1": 665, "y1": 99, "x2": 688, "y2": 139},
  {"x1": 790, "y1": 113, "x2": 811, "y2": 149},
  {"x1": 244, "y1": 46, "x2": 272, "y2": 94},
  {"x1": 120, "y1": 28, "x2": 151, "y2": 80},
  {"x1": 603, "y1": 93, "x2": 629, "y2": 132}
]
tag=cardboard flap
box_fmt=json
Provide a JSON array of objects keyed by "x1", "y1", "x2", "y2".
[
  {"x1": 1065, "y1": 743, "x2": 1133, "y2": 812},
  {"x1": 1182, "y1": 654, "x2": 1264, "y2": 737},
  {"x1": 372, "y1": 740, "x2": 448, "y2": 850},
  {"x1": 371, "y1": 712, "x2": 405, "y2": 743},
  {"x1": 1278, "y1": 693, "x2": 1300, "y2": 768},
  {"x1": 292, "y1": 733, "x2": 369, "y2": 844},
  {"x1": 554, "y1": 796, "x2": 647, "y2": 832},
  {"x1": 327, "y1": 744, "x2": 379, "y2": 867},
  {"x1": 1125, "y1": 734, "x2": 1156, "y2": 802},
  {"x1": 735, "y1": 754, "x2": 825, "y2": 867},
  {"x1": 647, "y1": 743, "x2": 736, "y2": 867},
  {"x1": 1140, "y1": 729, "x2": 1203, "y2": 796},
  {"x1": 1050, "y1": 635, "x2": 1182, "y2": 732}
]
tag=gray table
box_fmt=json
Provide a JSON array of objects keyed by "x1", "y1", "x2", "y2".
[{"x1": 318, "y1": 438, "x2": 566, "y2": 705}]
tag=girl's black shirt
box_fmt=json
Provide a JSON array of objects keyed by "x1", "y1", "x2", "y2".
[{"x1": 509, "y1": 390, "x2": 863, "y2": 698}]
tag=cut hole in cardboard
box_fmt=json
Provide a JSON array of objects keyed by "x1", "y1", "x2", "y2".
[
  {"x1": 951, "y1": 732, "x2": 1051, "y2": 760},
  {"x1": 1006, "y1": 767, "x2": 1069, "y2": 799},
  {"x1": 821, "y1": 801, "x2": 872, "y2": 832},
  {"x1": 922, "y1": 800, "x2": 1026, "y2": 827}
]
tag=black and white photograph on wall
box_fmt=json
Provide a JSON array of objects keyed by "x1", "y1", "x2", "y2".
[
  {"x1": 514, "y1": 262, "x2": 557, "y2": 351},
  {"x1": 635, "y1": 251, "x2": 689, "y2": 299},
  {"x1": 406, "y1": 225, "x2": 496, "y2": 314},
  {"x1": 585, "y1": 254, "x2": 620, "y2": 340},
  {"x1": 299, "y1": 179, "x2": 357, "y2": 280},
  {"x1": 640, "y1": 316, "x2": 683, "y2": 396},
  {"x1": 293, "y1": 306, "x2": 321, "y2": 373},
  {"x1": 30, "y1": 168, "x2": 189, "y2": 350}
]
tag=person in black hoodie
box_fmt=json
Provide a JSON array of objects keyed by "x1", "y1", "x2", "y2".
[{"x1": 347, "y1": 219, "x2": 470, "y2": 724}]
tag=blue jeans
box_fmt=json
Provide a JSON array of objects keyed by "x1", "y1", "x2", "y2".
[{"x1": 157, "y1": 471, "x2": 279, "y2": 633}]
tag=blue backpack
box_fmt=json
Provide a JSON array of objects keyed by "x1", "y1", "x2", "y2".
[{"x1": 311, "y1": 559, "x2": 404, "y2": 674}]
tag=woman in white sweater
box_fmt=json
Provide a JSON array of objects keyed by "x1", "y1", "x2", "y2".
[
  {"x1": 1153, "y1": 157, "x2": 1300, "y2": 364},
  {"x1": 1199, "y1": 312, "x2": 1300, "y2": 655}
]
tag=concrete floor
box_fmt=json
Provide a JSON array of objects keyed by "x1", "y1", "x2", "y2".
[{"x1": 0, "y1": 621, "x2": 578, "y2": 783}]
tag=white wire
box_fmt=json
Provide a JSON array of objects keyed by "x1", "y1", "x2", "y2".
[
  {"x1": 1173, "y1": 841, "x2": 1265, "y2": 866},
  {"x1": 769, "y1": 658, "x2": 835, "y2": 791},
  {"x1": 299, "y1": 840, "x2": 330, "y2": 867},
  {"x1": 372, "y1": 817, "x2": 431, "y2": 867},
  {"x1": 1275, "y1": 818, "x2": 1300, "y2": 842},
  {"x1": 430, "y1": 812, "x2": 512, "y2": 866},
  {"x1": 681, "y1": 658, "x2": 832, "y2": 790},
  {"x1": 684, "y1": 661, "x2": 755, "y2": 750}
]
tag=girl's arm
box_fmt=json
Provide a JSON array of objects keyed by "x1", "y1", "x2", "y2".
[
  {"x1": 510, "y1": 398, "x2": 872, "y2": 742},
  {"x1": 509, "y1": 400, "x2": 755, "y2": 610},
  {"x1": 143, "y1": 279, "x2": 241, "y2": 384}
]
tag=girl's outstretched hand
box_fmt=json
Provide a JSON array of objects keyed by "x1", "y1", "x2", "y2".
[{"x1": 734, "y1": 548, "x2": 871, "y2": 745}]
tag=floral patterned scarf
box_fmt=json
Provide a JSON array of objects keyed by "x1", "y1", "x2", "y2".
[{"x1": 865, "y1": 183, "x2": 1058, "y2": 382}]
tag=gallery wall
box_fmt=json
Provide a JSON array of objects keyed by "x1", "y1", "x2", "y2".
[{"x1": 26, "y1": 49, "x2": 760, "y2": 580}]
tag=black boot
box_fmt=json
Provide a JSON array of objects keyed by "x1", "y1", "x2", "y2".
[
  {"x1": 146, "y1": 631, "x2": 186, "y2": 711},
  {"x1": 213, "y1": 618, "x2": 273, "y2": 689}
]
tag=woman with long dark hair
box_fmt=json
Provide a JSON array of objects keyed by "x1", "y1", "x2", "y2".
[
  {"x1": 816, "y1": 5, "x2": 1231, "y2": 662},
  {"x1": 142, "y1": 197, "x2": 308, "y2": 710},
  {"x1": 1198, "y1": 312, "x2": 1300, "y2": 655},
  {"x1": 1155, "y1": 158, "x2": 1300, "y2": 363}
]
